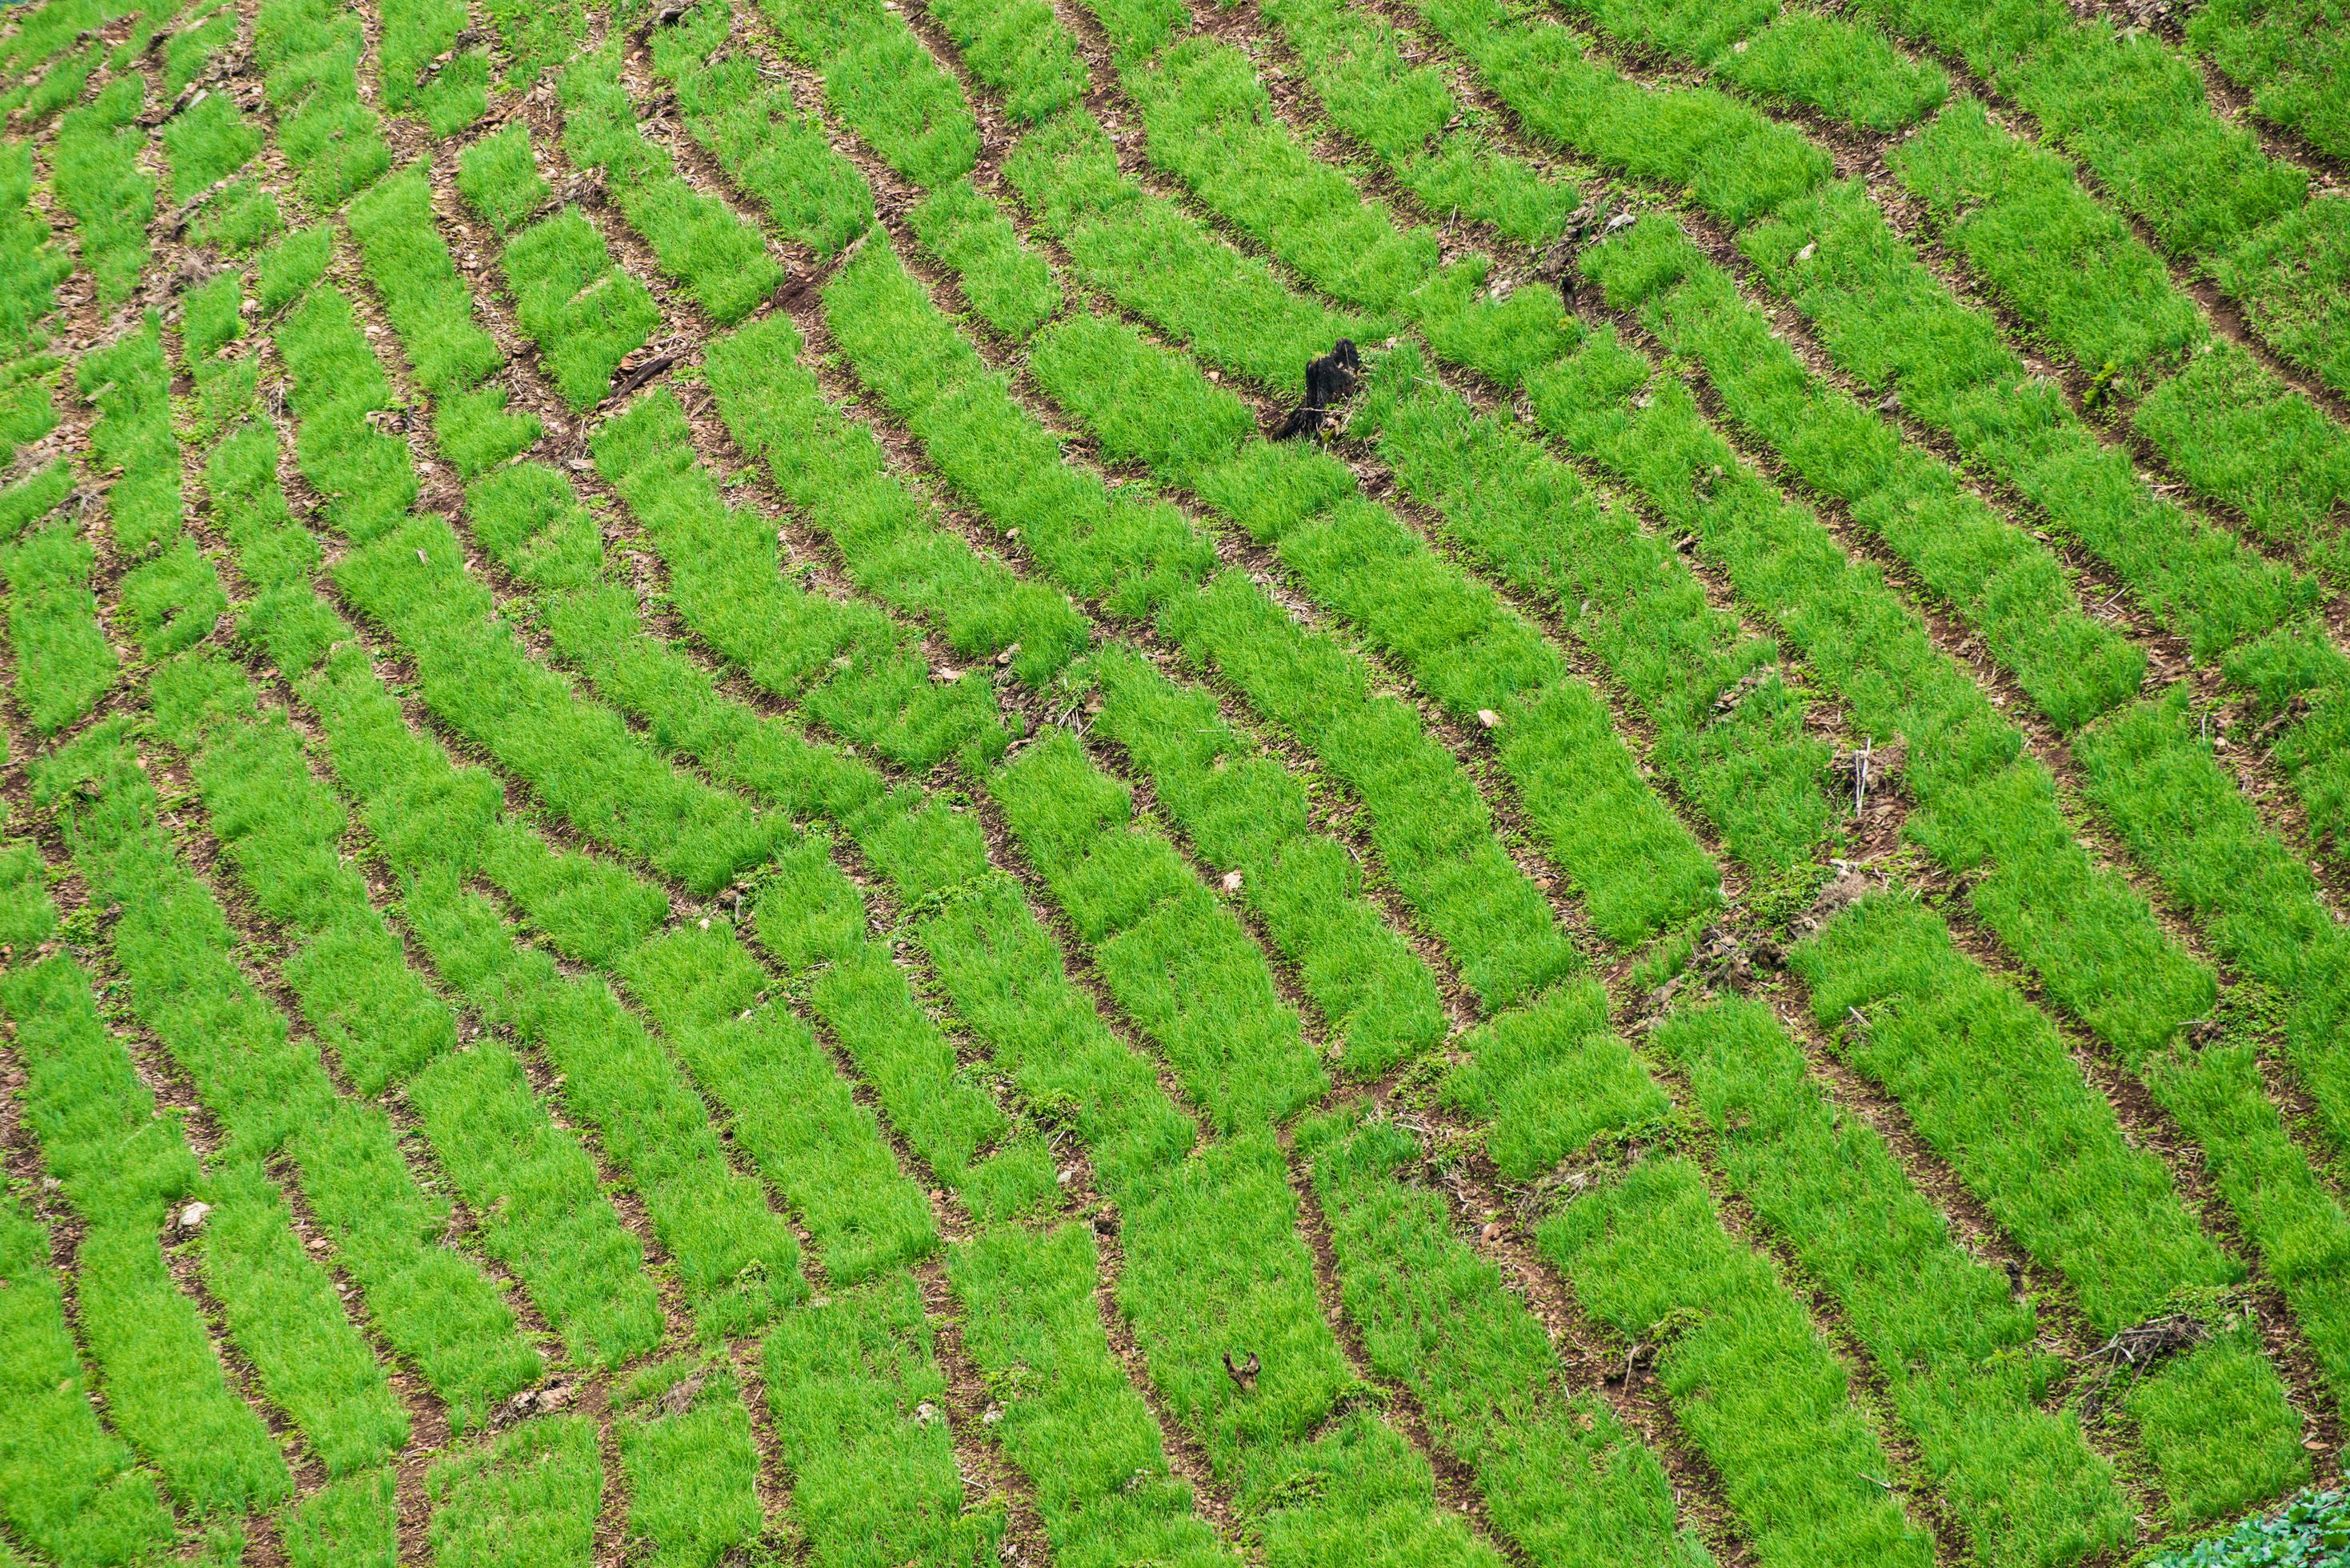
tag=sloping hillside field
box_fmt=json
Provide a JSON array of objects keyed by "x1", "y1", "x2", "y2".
[{"x1": 5, "y1": 0, "x2": 2350, "y2": 1561}]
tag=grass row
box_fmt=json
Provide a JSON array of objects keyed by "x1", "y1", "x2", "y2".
[
  {"x1": 611, "y1": 1358, "x2": 769, "y2": 1566},
  {"x1": 346, "y1": 167, "x2": 541, "y2": 478},
  {"x1": 1093, "y1": 6, "x2": 2350, "y2": 1234},
  {"x1": 0, "y1": 140, "x2": 72, "y2": 362},
  {"x1": 251, "y1": 0, "x2": 389, "y2": 207},
  {"x1": 556, "y1": 44, "x2": 784, "y2": 324},
  {"x1": 269, "y1": 283, "x2": 815, "y2": 1340},
  {"x1": 940, "y1": 8, "x2": 2336, "y2": 1534},
  {"x1": 350, "y1": 170, "x2": 1263, "y2": 1563},
  {"x1": 185, "y1": 263, "x2": 667, "y2": 1371},
  {"x1": 1385, "y1": 0, "x2": 2350, "y2": 854},
  {"x1": 1543, "y1": 0, "x2": 2350, "y2": 484},
  {"x1": 998, "y1": 94, "x2": 2209, "y2": 1054},
  {"x1": 751, "y1": 46, "x2": 2115, "y2": 1561},
  {"x1": 4, "y1": 472, "x2": 116, "y2": 734},
  {"x1": 1651, "y1": 996, "x2": 2134, "y2": 1566},
  {"x1": 1575, "y1": 215, "x2": 2144, "y2": 730},
  {"x1": 375, "y1": 0, "x2": 488, "y2": 137},
  {"x1": 443, "y1": 116, "x2": 1701, "y2": 1561},
  {"x1": 1795, "y1": 893, "x2": 2310, "y2": 1520},
  {"x1": 34, "y1": 718, "x2": 412, "y2": 1475},
  {"x1": 0, "y1": 870, "x2": 290, "y2": 1518},
  {"x1": 752, "y1": 0, "x2": 976, "y2": 189},
  {"x1": 79, "y1": 319, "x2": 224, "y2": 659},
  {"x1": 2189, "y1": 0, "x2": 2350, "y2": 162},
  {"x1": 262, "y1": 189, "x2": 1056, "y2": 1558},
  {"x1": 821, "y1": 234, "x2": 1631, "y2": 998},
  {"x1": 643, "y1": 1, "x2": 871, "y2": 261},
  {"x1": 1837, "y1": 0, "x2": 2350, "y2": 398},
  {"x1": 0, "y1": 1186, "x2": 175, "y2": 1568},
  {"x1": 1149, "y1": 11, "x2": 2350, "y2": 1341},
  {"x1": 53, "y1": 77, "x2": 151, "y2": 306}
]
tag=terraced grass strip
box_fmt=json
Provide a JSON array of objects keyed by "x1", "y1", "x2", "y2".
[
  {"x1": 1258, "y1": 0, "x2": 1584, "y2": 245},
  {"x1": 2190, "y1": 0, "x2": 2350, "y2": 161},
  {"x1": 1792, "y1": 892, "x2": 2308, "y2": 1517},
  {"x1": 755, "y1": 0, "x2": 979, "y2": 189},
  {"x1": 4, "y1": 498, "x2": 116, "y2": 734},
  {"x1": 819, "y1": 239, "x2": 1585, "y2": 998},
  {"x1": 1397, "y1": 0, "x2": 2350, "y2": 852},
  {"x1": 270, "y1": 291, "x2": 783, "y2": 895},
  {"x1": 613, "y1": 1360, "x2": 769, "y2": 1567},
  {"x1": 182, "y1": 290, "x2": 664, "y2": 1372},
  {"x1": 0, "y1": 141, "x2": 77, "y2": 358},
  {"x1": 53, "y1": 78, "x2": 153, "y2": 306},
  {"x1": 347, "y1": 166, "x2": 541, "y2": 478},
  {"x1": 0, "y1": 1190, "x2": 174, "y2": 1568},
  {"x1": 1352, "y1": 346, "x2": 1837, "y2": 876},
  {"x1": 1024, "y1": 306, "x2": 1726, "y2": 939},
  {"x1": 486, "y1": 206, "x2": 660, "y2": 410},
  {"x1": 1300, "y1": 1104, "x2": 1707, "y2": 1568},
  {"x1": 33, "y1": 722, "x2": 413, "y2": 1474},
  {"x1": 1536, "y1": 1152, "x2": 1940, "y2": 1568},
  {"x1": 1576, "y1": 215, "x2": 2146, "y2": 730},
  {"x1": 1657, "y1": 998, "x2": 2132, "y2": 1568},
  {"x1": 991, "y1": 729, "x2": 1327, "y2": 1129},
  {"x1": 949, "y1": 1222, "x2": 1239, "y2": 1568},
  {"x1": 2, "y1": 944, "x2": 292, "y2": 1518},
  {"x1": 763, "y1": 1275, "x2": 1007, "y2": 1567},
  {"x1": 645, "y1": 1, "x2": 874, "y2": 262},
  {"x1": 251, "y1": 0, "x2": 390, "y2": 206},
  {"x1": 427, "y1": 1415, "x2": 603, "y2": 1568},
  {"x1": 378, "y1": 0, "x2": 490, "y2": 136},
  {"x1": 558, "y1": 45, "x2": 784, "y2": 325}
]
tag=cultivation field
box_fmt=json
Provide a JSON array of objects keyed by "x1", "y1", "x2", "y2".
[{"x1": 3, "y1": 0, "x2": 2350, "y2": 1561}]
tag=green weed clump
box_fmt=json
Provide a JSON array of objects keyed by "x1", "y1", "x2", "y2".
[
  {"x1": 455, "y1": 122, "x2": 550, "y2": 235},
  {"x1": 378, "y1": 0, "x2": 489, "y2": 134}
]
